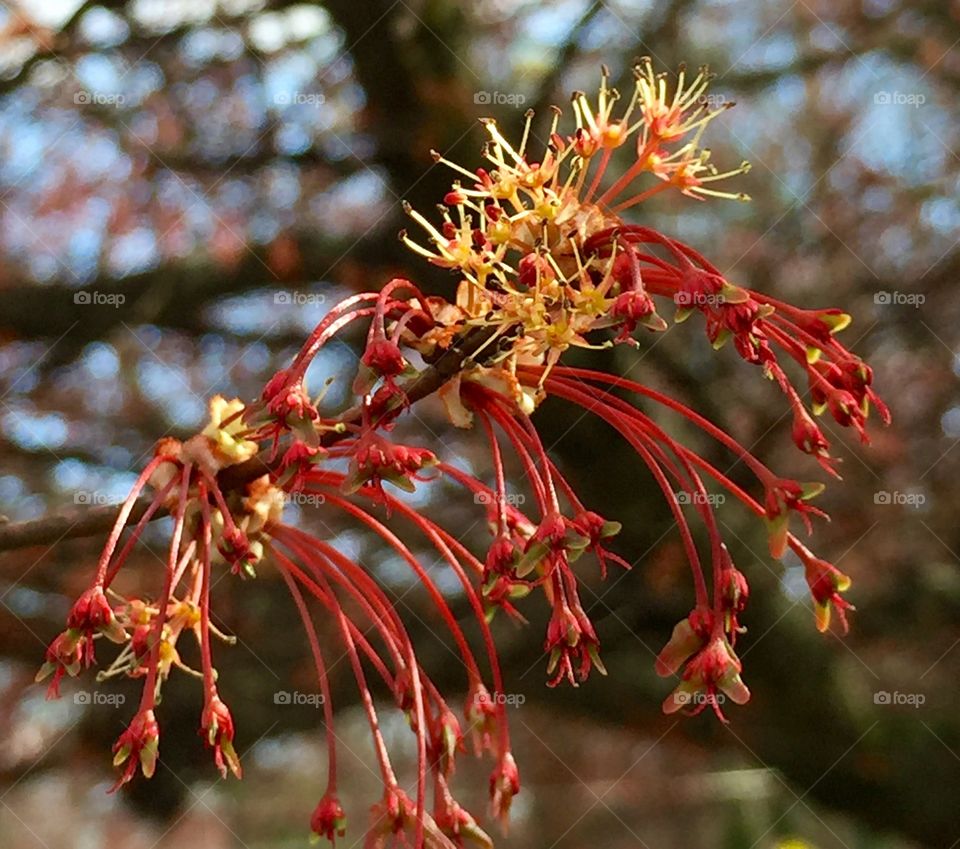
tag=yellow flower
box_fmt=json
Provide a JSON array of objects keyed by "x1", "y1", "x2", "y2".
[{"x1": 202, "y1": 396, "x2": 258, "y2": 466}]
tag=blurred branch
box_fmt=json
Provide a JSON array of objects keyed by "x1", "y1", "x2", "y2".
[{"x1": 0, "y1": 227, "x2": 406, "y2": 351}]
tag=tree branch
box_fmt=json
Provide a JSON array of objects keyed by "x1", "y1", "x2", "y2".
[{"x1": 0, "y1": 323, "x2": 501, "y2": 553}]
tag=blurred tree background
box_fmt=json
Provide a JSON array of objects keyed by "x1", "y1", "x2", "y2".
[{"x1": 0, "y1": 1, "x2": 958, "y2": 847}]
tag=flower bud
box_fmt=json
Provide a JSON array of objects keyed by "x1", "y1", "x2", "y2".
[{"x1": 310, "y1": 792, "x2": 347, "y2": 845}]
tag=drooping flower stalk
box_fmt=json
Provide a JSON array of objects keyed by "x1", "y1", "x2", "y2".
[{"x1": 38, "y1": 59, "x2": 886, "y2": 846}]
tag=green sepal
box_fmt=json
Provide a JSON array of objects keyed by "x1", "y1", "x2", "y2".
[
  {"x1": 765, "y1": 512, "x2": 789, "y2": 559},
  {"x1": 601, "y1": 520, "x2": 622, "y2": 538},
  {"x1": 712, "y1": 328, "x2": 732, "y2": 350},
  {"x1": 139, "y1": 737, "x2": 159, "y2": 779},
  {"x1": 515, "y1": 541, "x2": 549, "y2": 578},
  {"x1": 641, "y1": 312, "x2": 669, "y2": 332},
  {"x1": 821, "y1": 311, "x2": 852, "y2": 334},
  {"x1": 720, "y1": 281, "x2": 750, "y2": 304},
  {"x1": 508, "y1": 583, "x2": 531, "y2": 600},
  {"x1": 654, "y1": 618, "x2": 703, "y2": 677},
  {"x1": 587, "y1": 644, "x2": 607, "y2": 675}
]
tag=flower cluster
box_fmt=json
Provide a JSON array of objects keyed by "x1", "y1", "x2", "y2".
[{"x1": 40, "y1": 60, "x2": 885, "y2": 846}]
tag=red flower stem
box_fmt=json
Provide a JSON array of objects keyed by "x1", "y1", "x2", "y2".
[
  {"x1": 667, "y1": 448, "x2": 821, "y2": 564},
  {"x1": 289, "y1": 293, "x2": 380, "y2": 374},
  {"x1": 195, "y1": 480, "x2": 218, "y2": 703},
  {"x1": 595, "y1": 140, "x2": 660, "y2": 208},
  {"x1": 610, "y1": 180, "x2": 676, "y2": 213},
  {"x1": 434, "y1": 462, "x2": 526, "y2": 546},
  {"x1": 271, "y1": 541, "x2": 401, "y2": 697},
  {"x1": 375, "y1": 493, "x2": 512, "y2": 757},
  {"x1": 767, "y1": 313, "x2": 849, "y2": 360},
  {"x1": 532, "y1": 366, "x2": 776, "y2": 485},
  {"x1": 370, "y1": 278, "x2": 432, "y2": 341},
  {"x1": 483, "y1": 407, "x2": 548, "y2": 511},
  {"x1": 279, "y1": 527, "x2": 459, "y2": 746},
  {"x1": 139, "y1": 463, "x2": 192, "y2": 712},
  {"x1": 317, "y1": 491, "x2": 485, "y2": 684},
  {"x1": 478, "y1": 410, "x2": 510, "y2": 532},
  {"x1": 275, "y1": 560, "x2": 339, "y2": 792},
  {"x1": 584, "y1": 224, "x2": 690, "y2": 265},
  {"x1": 548, "y1": 375, "x2": 727, "y2": 532},
  {"x1": 275, "y1": 526, "x2": 411, "y2": 673},
  {"x1": 388, "y1": 308, "x2": 425, "y2": 345},
  {"x1": 276, "y1": 547, "x2": 400, "y2": 789},
  {"x1": 103, "y1": 475, "x2": 177, "y2": 589},
  {"x1": 93, "y1": 454, "x2": 178, "y2": 586},
  {"x1": 205, "y1": 473, "x2": 242, "y2": 537},
  {"x1": 542, "y1": 377, "x2": 711, "y2": 606},
  {"x1": 495, "y1": 399, "x2": 563, "y2": 511},
  {"x1": 170, "y1": 540, "x2": 198, "y2": 593},
  {"x1": 472, "y1": 388, "x2": 556, "y2": 513},
  {"x1": 584, "y1": 146, "x2": 613, "y2": 204},
  {"x1": 547, "y1": 376, "x2": 727, "y2": 542},
  {"x1": 543, "y1": 455, "x2": 585, "y2": 513},
  {"x1": 652, "y1": 233, "x2": 722, "y2": 274},
  {"x1": 312, "y1": 546, "x2": 427, "y2": 848}
]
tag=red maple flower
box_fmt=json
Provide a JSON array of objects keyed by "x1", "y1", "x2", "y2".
[{"x1": 37, "y1": 60, "x2": 886, "y2": 847}]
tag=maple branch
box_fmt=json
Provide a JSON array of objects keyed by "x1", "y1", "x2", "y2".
[{"x1": 0, "y1": 324, "x2": 502, "y2": 554}]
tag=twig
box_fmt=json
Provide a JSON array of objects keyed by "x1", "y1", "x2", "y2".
[{"x1": 0, "y1": 324, "x2": 503, "y2": 554}]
